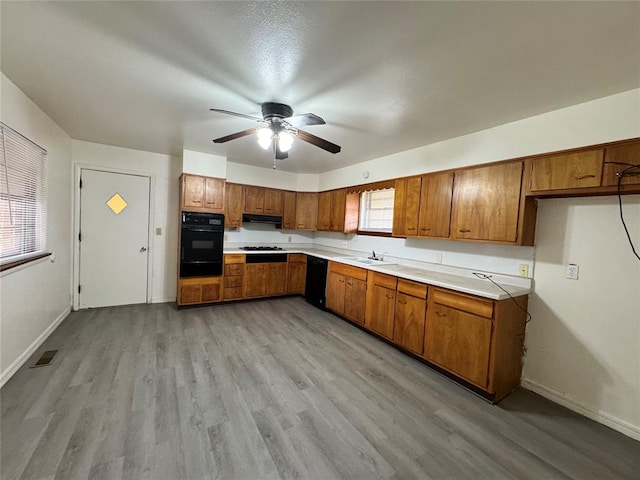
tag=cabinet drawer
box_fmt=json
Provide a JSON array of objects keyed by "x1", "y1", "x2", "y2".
[
  {"x1": 224, "y1": 263, "x2": 244, "y2": 276},
  {"x1": 369, "y1": 272, "x2": 397, "y2": 289},
  {"x1": 397, "y1": 279, "x2": 427, "y2": 299},
  {"x1": 224, "y1": 276, "x2": 243, "y2": 288},
  {"x1": 329, "y1": 261, "x2": 368, "y2": 281},
  {"x1": 288, "y1": 253, "x2": 306, "y2": 263},
  {"x1": 431, "y1": 288, "x2": 493, "y2": 319},
  {"x1": 224, "y1": 254, "x2": 246, "y2": 264},
  {"x1": 223, "y1": 287, "x2": 243, "y2": 300}
]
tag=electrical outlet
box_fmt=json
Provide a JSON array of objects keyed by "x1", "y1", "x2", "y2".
[
  {"x1": 518, "y1": 264, "x2": 529, "y2": 277},
  {"x1": 288, "y1": 236, "x2": 292, "y2": 243},
  {"x1": 224, "y1": 233, "x2": 228, "y2": 242},
  {"x1": 566, "y1": 263, "x2": 579, "y2": 280},
  {"x1": 435, "y1": 252, "x2": 443, "y2": 264}
]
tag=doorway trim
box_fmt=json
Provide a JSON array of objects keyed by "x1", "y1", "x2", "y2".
[{"x1": 72, "y1": 164, "x2": 156, "y2": 310}]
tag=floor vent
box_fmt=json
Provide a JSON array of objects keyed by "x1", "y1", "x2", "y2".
[{"x1": 31, "y1": 350, "x2": 58, "y2": 368}]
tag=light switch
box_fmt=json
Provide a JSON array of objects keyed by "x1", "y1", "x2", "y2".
[{"x1": 155, "y1": 227, "x2": 162, "y2": 236}]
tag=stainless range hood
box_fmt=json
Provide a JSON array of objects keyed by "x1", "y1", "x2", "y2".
[{"x1": 242, "y1": 213, "x2": 283, "y2": 227}]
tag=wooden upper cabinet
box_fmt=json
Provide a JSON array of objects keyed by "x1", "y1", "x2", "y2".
[
  {"x1": 452, "y1": 162, "x2": 524, "y2": 243},
  {"x1": 330, "y1": 189, "x2": 347, "y2": 231},
  {"x1": 295, "y1": 192, "x2": 318, "y2": 230},
  {"x1": 529, "y1": 149, "x2": 604, "y2": 192},
  {"x1": 264, "y1": 188, "x2": 283, "y2": 215},
  {"x1": 393, "y1": 177, "x2": 422, "y2": 236},
  {"x1": 418, "y1": 172, "x2": 454, "y2": 238},
  {"x1": 225, "y1": 183, "x2": 244, "y2": 227},
  {"x1": 317, "y1": 191, "x2": 332, "y2": 230},
  {"x1": 244, "y1": 185, "x2": 265, "y2": 214},
  {"x1": 282, "y1": 191, "x2": 297, "y2": 229},
  {"x1": 602, "y1": 141, "x2": 640, "y2": 187},
  {"x1": 181, "y1": 174, "x2": 225, "y2": 213}
]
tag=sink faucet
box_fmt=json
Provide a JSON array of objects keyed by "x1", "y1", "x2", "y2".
[{"x1": 368, "y1": 250, "x2": 382, "y2": 261}]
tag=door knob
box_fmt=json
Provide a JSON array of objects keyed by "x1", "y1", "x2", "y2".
[{"x1": 140, "y1": 247, "x2": 147, "y2": 252}]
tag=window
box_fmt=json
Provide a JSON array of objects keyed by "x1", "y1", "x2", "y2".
[
  {"x1": 358, "y1": 188, "x2": 394, "y2": 234},
  {"x1": 0, "y1": 123, "x2": 48, "y2": 267}
]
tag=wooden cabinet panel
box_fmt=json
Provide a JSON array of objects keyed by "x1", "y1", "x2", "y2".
[
  {"x1": 365, "y1": 281, "x2": 396, "y2": 339},
  {"x1": 182, "y1": 174, "x2": 205, "y2": 209},
  {"x1": 602, "y1": 142, "x2": 640, "y2": 187},
  {"x1": 244, "y1": 186, "x2": 265, "y2": 214},
  {"x1": 205, "y1": 177, "x2": 225, "y2": 211},
  {"x1": 178, "y1": 277, "x2": 222, "y2": 305},
  {"x1": 431, "y1": 288, "x2": 493, "y2": 318},
  {"x1": 179, "y1": 284, "x2": 201, "y2": 305},
  {"x1": 202, "y1": 281, "x2": 221, "y2": 302},
  {"x1": 344, "y1": 277, "x2": 367, "y2": 326},
  {"x1": 393, "y1": 176, "x2": 422, "y2": 236},
  {"x1": 394, "y1": 293, "x2": 427, "y2": 355},
  {"x1": 224, "y1": 254, "x2": 245, "y2": 264},
  {"x1": 288, "y1": 262, "x2": 306, "y2": 294},
  {"x1": 452, "y1": 162, "x2": 523, "y2": 243},
  {"x1": 329, "y1": 262, "x2": 368, "y2": 281},
  {"x1": 223, "y1": 287, "x2": 243, "y2": 300},
  {"x1": 330, "y1": 189, "x2": 347, "y2": 231},
  {"x1": 419, "y1": 172, "x2": 454, "y2": 238},
  {"x1": 530, "y1": 149, "x2": 604, "y2": 192},
  {"x1": 224, "y1": 276, "x2": 243, "y2": 288},
  {"x1": 326, "y1": 271, "x2": 346, "y2": 314},
  {"x1": 282, "y1": 191, "x2": 297, "y2": 229},
  {"x1": 223, "y1": 254, "x2": 245, "y2": 301},
  {"x1": 317, "y1": 191, "x2": 332, "y2": 230},
  {"x1": 295, "y1": 192, "x2": 318, "y2": 230},
  {"x1": 264, "y1": 188, "x2": 283, "y2": 215},
  {"x1": 266, "y1": 263, "x2": 288, "y2": 296},
  {"x1": 225, "y1": 183, "x2": 244, "y2": 227},
  {"x1": 245, "y1": 264, "x2": 267, "y2": 297}
]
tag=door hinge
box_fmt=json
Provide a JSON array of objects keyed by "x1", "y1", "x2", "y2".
[
  {"x1": 79, "y1": 178, "x2": 82, "y2": 189},
  {"x1": 78, "y1": 232, "x2": 81, "y2": 242},
  {"x1": 78, "y1": 285, "x2": 81, "y2": 294}
]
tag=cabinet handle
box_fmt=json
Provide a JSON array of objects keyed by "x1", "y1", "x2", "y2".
[
  {"x1": 297, "y1": 224, "x2": 304, "y2": 228},
  {"x1": 574, "y1": 174, "x2": 596, "y2": 180},
  {"x1": 459, "y1": 228, "x2": 471, "y2": 233},
  {"x1": 339, "y1": 279, "x2": 345, "y2": 283},
  {"x1": 347, "y1": 280, "x2": 353, "y2": 286},
  {"x1": 207, "y1": 201, "x2": 216, "y2": 205},
  {"x1": 265, "y1": 209, "x2": 272, "y2": 212},
  {"x1": 398, "y1": 299, "x2": 407, "y2": 305},
  {"x1": 191, "y1": 200, "x2": 201, "y2": 204},
  {"x1": 435, "y1": 311, "x2": 446, "y2": 317},
  {"x1": 386, "y1": 294, "x2": 394, "y2": 299},
  {"x1": 407, "y1": 227, "x2": 416, "y2": 231},
  {"x1": 421, "y1": 227, "x2": 431, "y2": 231}
]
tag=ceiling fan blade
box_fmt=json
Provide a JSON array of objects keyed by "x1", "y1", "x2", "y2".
[
  {"x1": 296, "y1": 129, "x2": 341, "y2": 154},
  {"x1": 286, "y1": 113, "x2": 326, "y2": 127},
  {"x1": 275, "y1": 143, "x2": 289, "y2": 160},
  {"x1": 213, "y1": 127, "x2": 259, "y2": 143},
  {"x1": 209, "y1": 108, "x2": 264, "y2": 122}
]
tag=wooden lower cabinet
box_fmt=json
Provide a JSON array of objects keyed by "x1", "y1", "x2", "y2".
[
  {"x1": 393, "y1": 280, "x2": 428, "y2": 355},
  {"x1": 223, "y1": 254, "x2": 245, "y2": 300},
  {"x1": 326, "y1": 262, "x2": 367, "y2": 325},
  {"x1": 178, "y1": 277, "x2": 222, "y2": 306},
  {"x1": 244, "y1": 264, "x2": 268, "y2": 298},
  {"x1": 266, "y1": 263, "x2": 288, "y2": 296},
  {"x1": 365, "y1": 272, "x2": 397, "y2": 339},
  {"x1": 288, "y1": 254, "x2": 306, "y2": 294}
]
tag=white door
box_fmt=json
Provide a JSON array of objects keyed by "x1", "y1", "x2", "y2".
[{"x1": 79, "y1": 169, "x2": 150, "y2": 308}]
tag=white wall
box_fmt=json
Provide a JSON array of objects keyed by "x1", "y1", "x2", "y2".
[
  {"x1": 523, "y1": 196, "x2": 640, "y2": 439},
  {"x1": 72, "y1": 140, "x2": 181, "y2": 303},
  {"x1": 0, "y1": 74, "x2": 73, "y2": 385}
]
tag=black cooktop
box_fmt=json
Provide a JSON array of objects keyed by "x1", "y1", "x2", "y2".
[{"x1": 240, "y1": 246, "x2": 284, "y2": 251}]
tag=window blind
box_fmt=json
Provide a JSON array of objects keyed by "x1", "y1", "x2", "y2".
[
  {"x1": 358, "y1": 188, "x2": 394, "y2": 233},
  {"x1": 0, "y1": 123, "x2": 48, "y2": 265}
]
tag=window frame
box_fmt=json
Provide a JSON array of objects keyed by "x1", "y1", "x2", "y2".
[{"x1": 356, "y1": 187, "x2": 395, "y2": 236}]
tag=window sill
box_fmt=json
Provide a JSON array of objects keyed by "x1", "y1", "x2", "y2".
[
  {"x1": 356, "y1": 231, "x2": 393, "y2": 238},
  {"x1": 1, "y1": 252, "x2": 52, "y2": 275}
]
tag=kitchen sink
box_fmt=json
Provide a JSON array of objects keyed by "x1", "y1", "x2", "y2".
[{"x1": 336, "y1": 256, "x2": 397, "y2": 266}]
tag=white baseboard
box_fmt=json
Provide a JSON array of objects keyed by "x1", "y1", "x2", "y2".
[
  {"x1": 0, "y1": 306, "x2": 71, "y2": 388},
  {"x1": 151, "y1": 296, "x2": 176, "y2": 304},
  {"x1": 521, "y1": 378, "x2": 640, "y2": 441}
]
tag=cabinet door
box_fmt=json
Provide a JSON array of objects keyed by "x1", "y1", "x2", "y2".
[
  {"x1": 394, "y1": 293, "x2": 426, "y2": 355},
  {"x1": 602, "y1": 142, "x2": 640, "y2": 187},
  {"x1": 225, "y1": 183, "x2": 244, "y2": 227},
  {"x1": 282, "y1": 191, "x2": 297, "y2": 229},
  {"x1": 393, "y1": 177, "x2": 421, "y2": 236},
  {"x1": 530, "y1": 149, "x2": 604, "y2": 191},
  {"x1": 182, "y1": 174, "x2": 205, "y2": 209},
  {"x1": 316, "y1": 191, "x2": 332, "y2": 230},
  {"x1": 452, "y1": 162, "x2": 523, "y2": 243},
  {"x1": 266, "y1": 263, "x2": 288, "y2": 296},
  {"x1": 330, "y1": 189, "x2": 347, "y2": 231},
  {"x1": 326, "y1": 271, "x2": 346, "y2": 315},
  {"x1": 344, "y1": 277, "x2": 367, "y2": 326},
  {"x1": 244, "y1": 186, "x2": 265, "y2": 213},
  {"x1": 419, "y1": 172, "x2": 453, "y2": 238},
  {"x1": 179, "y1": 284, "x2": 201, "y2": 305},
  {"x1": 424, "y1": 304, "x2": 493, "y2": 388},
  {"x1": 287, "y1": 262, "x2": 306, "y2": 294},
  {"x1": 201, "y1": 280, "x2": 221, "y2": 302},
  {"x1": 204, "y1": 177, "x2": 225, "y2": 212},
  {"x1": 295, "y1": 192, "x2": 318, "y2": 230},
  {"x1": 264, "y1": 188, "x2": 283, "y2": 215},
  {"x1": 366, "y1": 284, "x2": 396, "y2": 339},
  {"x1": 245, "y1": 264, "x2": 267, "y2": 297}
]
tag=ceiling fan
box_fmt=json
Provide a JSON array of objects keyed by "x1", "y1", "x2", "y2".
[{"x1": 210, "y1": 102, "x2": 341, "y2": 163}]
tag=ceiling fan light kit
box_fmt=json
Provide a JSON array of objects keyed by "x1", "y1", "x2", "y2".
[{"x1": 210, "y1": 102, "x2": 341, "y2": 168}]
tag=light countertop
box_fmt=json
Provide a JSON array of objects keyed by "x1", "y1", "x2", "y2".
[{"x1": 224, "y1": 246, "x2": 531, "y2": 301}]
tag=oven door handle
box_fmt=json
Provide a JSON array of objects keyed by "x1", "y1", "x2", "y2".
[{"x1": 182, "y1": 227, "x2": 218, "y2": 233}]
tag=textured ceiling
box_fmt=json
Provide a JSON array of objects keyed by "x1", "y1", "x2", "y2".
[{"x1": 2, "y1": 1, "x2": 639, "y2": 173}]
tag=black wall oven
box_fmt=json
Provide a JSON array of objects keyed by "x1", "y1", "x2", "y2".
[{"x1": 180, "y1": 212, "x2": 224, "y2": 277}]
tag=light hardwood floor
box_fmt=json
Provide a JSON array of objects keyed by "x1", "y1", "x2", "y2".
[{"x1": 1, "y1": 297, "x2": 638, "y2": 480}]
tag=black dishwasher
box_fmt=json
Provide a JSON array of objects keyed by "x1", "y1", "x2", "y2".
[{"x1": 305, "y1": 256, "x2": 328, "y2": 309}]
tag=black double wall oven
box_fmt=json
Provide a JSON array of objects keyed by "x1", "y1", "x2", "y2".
[{"x1": 180, "y1": 212, "x2": 224, "y2": 277}]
